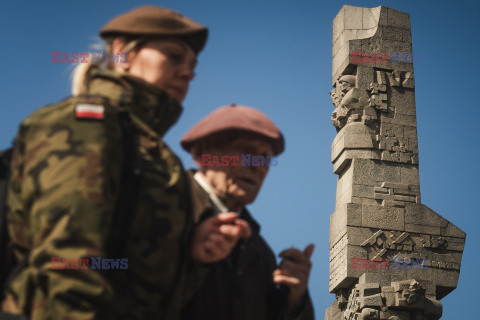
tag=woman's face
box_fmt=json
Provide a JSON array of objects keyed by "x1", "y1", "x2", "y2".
[{"x1": 114, "y1": 38, "x2": 197, "y2": 103}]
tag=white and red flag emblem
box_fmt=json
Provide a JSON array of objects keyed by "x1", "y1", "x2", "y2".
[{"x1": 74, "y1": 104, "x2": 105, "y2": 120}]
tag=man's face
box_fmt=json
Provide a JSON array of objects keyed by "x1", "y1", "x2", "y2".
[{"x1": 199, "y1": 137, "x2": 275, "y2": 211}]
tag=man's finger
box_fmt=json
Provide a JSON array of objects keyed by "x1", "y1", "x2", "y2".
[
  {"x1": 208, "y1": 233, "x2": 231, "y2": 252},
  {"x1": 219, "y1": 224, "x2": 243, "y2": 239},
  {"x1": 235, "y1": 219, "x2": 251, "y2": 238},
  {"x1": 203, "y1": 240, "x2": 224, "y2": 259},
  {"x1": 197, "y1": 217, "x2": 219, "y2": 234},
  {"x1": 279, "y1": 260, "x2": 309, "y2": 275},
  {"x1": 279, "y1": 248, "x2": 306, "y2": 263},
  {"x1": 273, "y1": 274, "x2": 301, "y2": 287},
  {"x1": 216, "y1": 212, "x2": 239, "y2": 224},
  {"x1": 303, "y1": 244, "x2": 315, "y2": 260}
]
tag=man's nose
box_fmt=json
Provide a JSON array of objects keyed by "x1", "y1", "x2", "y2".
[
  {"x1": 178, "y1": 64, "x2": 195, "y2": 81},
  {"x1": 248, "y1": 162, "x2": 269, "y2": 175}
]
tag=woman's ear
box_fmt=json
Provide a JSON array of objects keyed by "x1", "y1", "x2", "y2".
[{"x1": 112, "y1": 38, "x2": 130, "y2": 72}]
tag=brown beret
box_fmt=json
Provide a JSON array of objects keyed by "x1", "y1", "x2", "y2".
[
  {"x1": 99, "y1": 6, "x2": 208, "y2": 54},
  {"x1": 181, "y1": 104, "x2": 285, "y2": 155}
]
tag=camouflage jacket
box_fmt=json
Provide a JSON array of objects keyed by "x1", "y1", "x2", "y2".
[{"x1": 2, "y1": 70, "x2": 199, "y2": 320}]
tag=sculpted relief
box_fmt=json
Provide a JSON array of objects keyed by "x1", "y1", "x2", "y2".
[{"x1": 330, "y1": 68, "x2": 419, "y2": 165}]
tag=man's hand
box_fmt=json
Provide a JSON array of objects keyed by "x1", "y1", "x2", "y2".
[
  {"x1": 273, "y1": 244, "x2": 315, "y2": 316},
  {"x1": 191, "y1": 212, "x2": 251, "y2": 264}
]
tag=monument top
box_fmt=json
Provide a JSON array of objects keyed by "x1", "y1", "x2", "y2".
[{"x1": 332, "y1": 5, "x2": 412, "y2": 85}]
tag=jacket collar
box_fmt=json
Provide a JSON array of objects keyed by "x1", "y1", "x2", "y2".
[{"x1": 86, "y1": 68, "x2": 183, "y2": 137}]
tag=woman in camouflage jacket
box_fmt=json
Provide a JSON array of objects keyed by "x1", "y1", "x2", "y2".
[{"x1": 1, "y1": 6, "x2": 249, "y2": 320}]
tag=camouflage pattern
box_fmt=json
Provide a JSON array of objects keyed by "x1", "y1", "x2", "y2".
[{"x1": 1, "y1": 69, "x2": 199, "y2": 320}]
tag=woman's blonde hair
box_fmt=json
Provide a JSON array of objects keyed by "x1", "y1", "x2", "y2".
[{"x1": 71, "y1": 37, "x2": 145, "y2": 95}]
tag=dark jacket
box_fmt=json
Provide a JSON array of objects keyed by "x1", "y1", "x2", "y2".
[{"x1": 182, "y1": 171, "x2": 315, "y2": 320}]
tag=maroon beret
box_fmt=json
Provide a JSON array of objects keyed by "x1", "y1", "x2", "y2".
[
  {"x1": 181, "y1": 104, "x2": 285, "y2": 155},
  {"x1": 99, "y1": 6, "x2": 208, "y2": 54}
]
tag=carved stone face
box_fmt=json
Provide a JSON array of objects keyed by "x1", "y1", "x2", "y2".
[
  {"x1": 401, "y1": 282, "x2": 422, "y2": 305},
  {"x1": 338, "y1": 80, "x2": 354, "y2": 93},
  {"x1": 330, "y1": 89, "x2": 338, "y2": 106},
  {"x1": 401, "y1": 288, "x2": 420, "y2": 304}
]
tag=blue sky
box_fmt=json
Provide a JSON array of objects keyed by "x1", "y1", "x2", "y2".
[{"x1": 1, "y1": 0, "x2": 478, "y2": 318}]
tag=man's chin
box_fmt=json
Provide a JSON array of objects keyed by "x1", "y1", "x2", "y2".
[{"x1": 229, "y1": 192, "x2": 257, "y2": 208}]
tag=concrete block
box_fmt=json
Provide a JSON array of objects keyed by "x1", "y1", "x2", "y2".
[
  {"x1": 405, "y1": 223, "x2": 441, "y2": 235},
  {"x1": 356, "y1": 29, "x2": 376, "y2": 39},
  {"x1": 359, "y1": 272, "x2": 394, "y2": 288},
  {"x1": 403, "y1": 126, "x2": 418, "y2": 138},
  {"x1": 374, "y1": 187, "x2": 389, "y2": 194},
  {"x1": 360, "y1": 38, "x2": 382, "y2": 60},
  {"x1": 404, "y1": 203, "x2": 448, "y2": 228},
  {"x1": 393, "y1": 188, "x2": 420, "y2": 196},
  {"x1": 333, "y1": 29, "x2": 357, "y2": 57},
  {"x1": 330, "y1": 211, "x2": 348, "y2": 248},
  {"x1": 362, "y1": 7, "x2": 379, "y2": 29},
  {"x1": 441, "y1": 221, "x2": 467, "y2": 238},
  {"x1": 380, "y1": 123, "x2": 404, "y2": 138},
  {"x1": 347, "y1": 202, "x2": 363, "y2": 227},
  {"x1": 336, "y1": 162, "x2": 353, "y2": 198},
  {"x1": 374, "y1": 193, "x2": 388, "y2": 201},
  {"x1": 352, "y1": 158, "x2": 402, "y2": 187},
  {"x1": 382, "y1": 26, "x2": 406, "y2": 42},
  {"x1": 351, "y1": 196, "x2": 381, "y2": 206},
  {"x1": 346, "y1": 226, "x2": 376, "y2": 246},
  {"x1": 344, "y1": 133, "x2": 375, "y2": 149},
  {"x1": 330, "y1": 209, "x2": 346, "y2": 243},
  {"x1": 394, "y1": 194, "x2": 416, "y2": 202},
  {"x1": 446, "y1": 252, "x2": 464, "y2": 264},
  {"x1": 439, "y1": 237, "x2": 465, "y2": 252},
  {"x1": 352, "y1": 184, "x2": 374, "y2": 199},
  {"x1": 332, "y1": 6, "x2": 345, "y2": 43},
  {"x1": 325, "y1": 301, "x2": 343, "y2": 320},
  {"x1": 387, "y1": 7, "x2": 411, "y2": 30},
  {"x1": 344, "y1": 6, "x2": 363, "y2": 30},
  {"x1": 344, "y1": 150, "x2": 378, "y2": 161},
  {"x1": 400, "y1": 165, "x2": 420, "y2": 186},
  {"x1": 332, "y1": 46, "x2": 350, "y2": 82},
  {"x1": 362, "y1": 205, "x2": 405, "y2": 230},
  {"x1": 377, "y1": 5, "x2": 388, "y2": 27},
  {"x1": 332, "y1": 36, "x2": 341, "y2": 58},
  {"x1": 389, "y1": 269, "x2": 408, "y2": 283},
  {"x1": 356, "y1": 65, "x2": 375, "y2": 89},
  {"x1": 382, "y1": 113, "x2": 417, "y2": 127},
  {"x1": 390, "y1": 90, "x2": 417, "y2": 116},
  {"x1": 336, "y1": 189, "x2": 353, "y2": 212},
  {"x1": 343, "y1": 121, "x2": 376, "y2": 134},
  {"x1": 331, "y1": 123, "x2": 376, "y2": 162}
]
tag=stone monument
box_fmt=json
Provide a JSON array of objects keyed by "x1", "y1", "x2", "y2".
[{"x1": 325, "y1": 5, "x2": 466, "y2": 320}]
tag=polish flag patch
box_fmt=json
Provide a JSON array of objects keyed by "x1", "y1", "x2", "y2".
[{"x1": 75, "y1": 104, "x2": 105, "y2": 120}]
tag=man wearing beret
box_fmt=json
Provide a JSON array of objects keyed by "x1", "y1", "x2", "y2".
[{"x1": 181, "y1": 105, "x2": 315, "y2": 320}]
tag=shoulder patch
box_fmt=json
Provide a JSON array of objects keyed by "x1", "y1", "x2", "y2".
[{"x1": 75, "y1": 103, "x2": 105, "y2": 120}]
